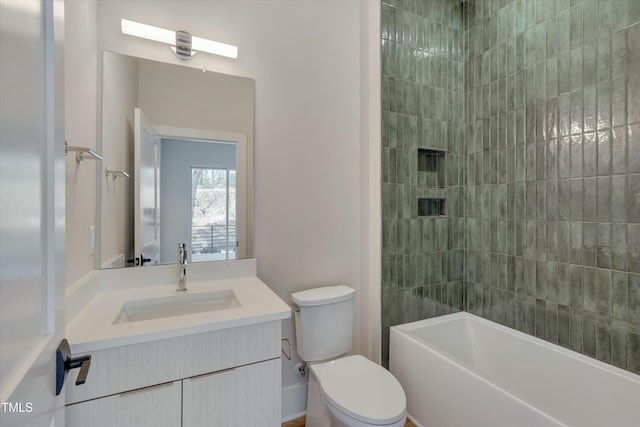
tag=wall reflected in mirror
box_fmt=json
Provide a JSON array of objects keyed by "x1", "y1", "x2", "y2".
[{"x1": 99, "y1": 51, "x2": 254, "y2": 269}]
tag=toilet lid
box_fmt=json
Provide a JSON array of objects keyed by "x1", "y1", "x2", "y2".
[{"x1": 320, "y1": 355, "x2": 406, "y2": 425}]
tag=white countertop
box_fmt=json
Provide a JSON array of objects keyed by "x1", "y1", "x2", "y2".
[{"x1": 66, "y1": 267, "x2": 291, "y2": 353}]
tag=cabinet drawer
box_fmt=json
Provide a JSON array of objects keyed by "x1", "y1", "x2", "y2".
[
  {"x1": 66, "y1": 321, "x2": 280, "y2": 404},
  {"x1": 66, "y1": 381, "x2": 181, "y2": 427},
  {"x1": 182, "y1": 358, "x2": 281, "y2": 427}
]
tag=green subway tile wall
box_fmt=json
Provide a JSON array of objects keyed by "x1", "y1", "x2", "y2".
[
  {"x1": 381, "y1": 0, "x2": 640, "y2": 374},
  {"x1": 381, "y1": 0, "x2": 466, "y2": 367}
]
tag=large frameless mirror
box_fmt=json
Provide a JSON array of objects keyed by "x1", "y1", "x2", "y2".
[{"x1": 98, "y1": 51, "x2": 254, "y2": 269}]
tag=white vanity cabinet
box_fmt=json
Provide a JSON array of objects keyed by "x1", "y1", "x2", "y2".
[{"x1": 65, "y1": 321, "x2": 282, "y2": 427}]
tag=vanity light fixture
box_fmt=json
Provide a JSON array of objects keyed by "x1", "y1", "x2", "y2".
[{"x1": 121, "y1": 19, "x2": 238, "y2": 60}]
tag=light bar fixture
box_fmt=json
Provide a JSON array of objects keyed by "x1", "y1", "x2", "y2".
[{"x1": 121, "y1": 19, "x2": 238, "y2": 60}]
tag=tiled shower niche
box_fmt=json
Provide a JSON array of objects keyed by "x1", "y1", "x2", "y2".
[
  {"x1": 418, "y1": 148, "x2": 447, "y2": 188},
  {"x1": 418, "y1": 197, "x2": 446, "y2": 217},
  {"x1": 418, "y1": 149, "x2": 447, "y2": 217}
]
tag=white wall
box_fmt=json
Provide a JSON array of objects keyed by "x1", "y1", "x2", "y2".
[
  {"x1": 65, "y1": 0, "x2": 381, "y2": 421},
  {"x1": 100, "y1": 51, "x2": 138, "y2": 268},
  {"x1": 65, "y1": 0, "x2": 99, "y2": 285},
  {"x1": 358, "y1": 0, "x2": 383, "y2": 366}
]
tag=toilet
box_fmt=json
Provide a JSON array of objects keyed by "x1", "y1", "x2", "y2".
[{"x1": 292, "y1": 286, "x2": 406, "y2": 427}]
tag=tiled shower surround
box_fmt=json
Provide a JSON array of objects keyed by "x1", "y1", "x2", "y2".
[
  {"x1": 381, "y1": 0, "x2": 466, "y2": 366},
  {"x1": 381, "y1": 0, "x2": 640, "y2": 374}
]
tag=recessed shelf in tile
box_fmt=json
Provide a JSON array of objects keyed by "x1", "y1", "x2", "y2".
[
  {"x1": 418, "y1": 198, "x2": 446, "y2": 217},
  {"x1": 418, "y1": 149, "x2": 446, "y2": 188}
]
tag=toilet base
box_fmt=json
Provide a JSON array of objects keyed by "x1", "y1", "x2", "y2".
[
  {"x1": 305, "y1": 359, "x2": 406, "y2": 427},
  {"x1": 305, "y1": 367, "x2": 331, "y2": 427}
]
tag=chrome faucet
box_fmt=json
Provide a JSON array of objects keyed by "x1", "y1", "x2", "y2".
[{"x1": 177, "y1": 243, "x2": 187, "y2": 292}]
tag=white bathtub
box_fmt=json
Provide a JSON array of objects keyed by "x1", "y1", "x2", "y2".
[{"x1": 390, "y1": 312, "x2": 640, "y2": 427}]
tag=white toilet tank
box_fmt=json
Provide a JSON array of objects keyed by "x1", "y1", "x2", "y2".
[{"x1": 292, "y1": 285, "x2": 355, "y2": 362}]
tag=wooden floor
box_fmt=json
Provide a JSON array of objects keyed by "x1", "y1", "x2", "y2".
[
  {"x1": 282, "y1": 416, "x2": 416, "y2": 427},
  {"x1": 281, "y1": 417, "x2": 305, "y2": 427}
]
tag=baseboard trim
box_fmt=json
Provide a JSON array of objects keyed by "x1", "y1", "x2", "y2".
[{"x1": 281, "y1": 383, "x2": 307, "y2": 423}]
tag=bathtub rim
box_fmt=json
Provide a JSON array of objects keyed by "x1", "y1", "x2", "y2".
[
  {"x1": 390, "y1": 314, "x2": 565, "y2": 427},
  {"x1": 391, "y1": 311, "x2": 640, "y2": 385}
]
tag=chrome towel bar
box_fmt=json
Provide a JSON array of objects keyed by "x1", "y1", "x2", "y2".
[
  {"x1": 106, "y1": 167, "x2": 130, "y2": 180},
  {"x1": 65, "y1": 141, "x2": 103, "y2": 163}
]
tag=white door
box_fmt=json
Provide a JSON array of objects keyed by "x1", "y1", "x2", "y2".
[
  {"x1": 0, "y1": 1, "x2": 66, "y2": 426},
  {"x1": 134, "y1": 108, "x2": 160, "y2": 266}
]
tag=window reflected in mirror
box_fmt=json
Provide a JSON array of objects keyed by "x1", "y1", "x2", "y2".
[{"x1": 191, "y1": 167, "x2": 237, "y2": 262}]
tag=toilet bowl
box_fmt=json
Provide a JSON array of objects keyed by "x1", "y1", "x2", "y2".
[
  {"x1": 291, "y1": 286, "x2": 406, "y2": 427},
  {"x1": 306, "y1": 355, "x2": 406, "y2": 427}
]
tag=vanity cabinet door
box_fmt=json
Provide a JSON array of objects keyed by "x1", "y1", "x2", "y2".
[
  {"x1": 66, "y1": 380, "x2": 181, "y2": 427},
  {"x1": 182, "y1": 358, "x2": 280, "y2": 427}
]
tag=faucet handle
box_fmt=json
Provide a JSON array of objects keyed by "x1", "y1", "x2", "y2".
[
  {"x1": 178, "y1": 243, "x2": 187, "y2": 263},
  {"x1": 177, "y1": 243, "x2": 188, "y2": 292}
]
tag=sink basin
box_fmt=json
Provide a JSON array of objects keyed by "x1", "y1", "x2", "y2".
[{"x1": 113, "y1": 290, "x2": 240, "y2": 324}]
